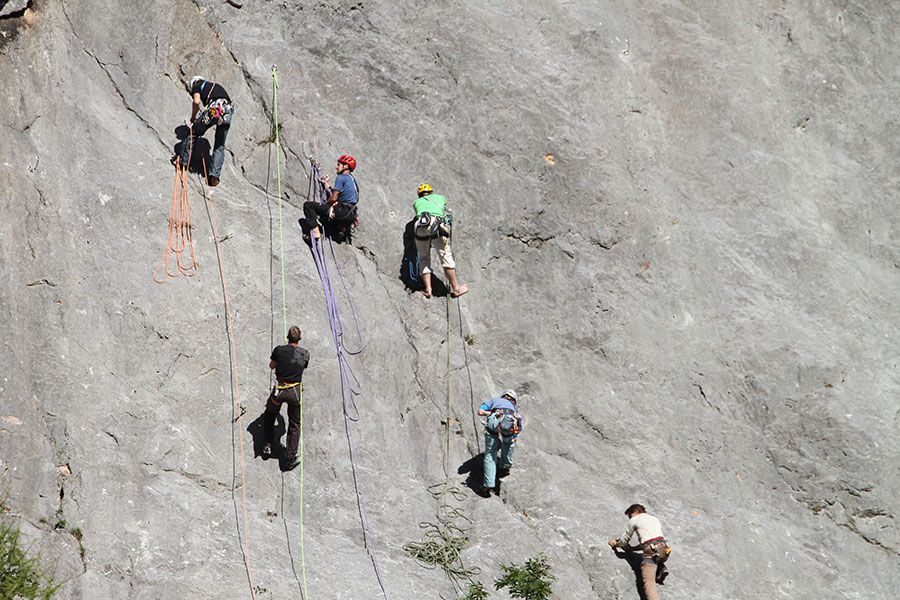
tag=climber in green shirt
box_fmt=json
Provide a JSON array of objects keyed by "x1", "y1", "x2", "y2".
[{"x1": 412, "y1": 183, "x2": 468, "y2": 298}]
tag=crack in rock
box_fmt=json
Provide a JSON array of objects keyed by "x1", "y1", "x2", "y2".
[{"x1": 60, "y1": 4, "x2": 169, "y2": 151}]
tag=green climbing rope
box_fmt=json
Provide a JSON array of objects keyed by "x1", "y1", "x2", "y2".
[
  {"x1": 272, "y1": 65, "x2": 288, "y2": 337},
  {"x1": 298, "y1": 384, "x2": 309, "y2": 600},
  {"x1": 402, "y1": 298, "x2": 480, "y2": 594},
  {"x1": 271, "y1": 66, "x2": 310, "y2": 600},
  {"x1": 401, "y1": 483, "x2": 480, "y2": 587}
]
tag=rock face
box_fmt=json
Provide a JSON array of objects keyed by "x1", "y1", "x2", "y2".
[{"x1": 1, "y1": 1, "x2": 898, "y2": 599}]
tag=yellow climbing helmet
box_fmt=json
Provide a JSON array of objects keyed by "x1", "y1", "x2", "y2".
[{"x1": 417, "y1": 183, "x2": 433, "y2": 196}]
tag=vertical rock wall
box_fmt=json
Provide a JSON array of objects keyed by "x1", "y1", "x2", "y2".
[{"x1": 0, "y1": 1, "x2": 897, "y2": 598}]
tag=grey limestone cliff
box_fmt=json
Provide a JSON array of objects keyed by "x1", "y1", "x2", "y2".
[{"x1": 1, "y1": 1, "x2": 898, "y2": 599}]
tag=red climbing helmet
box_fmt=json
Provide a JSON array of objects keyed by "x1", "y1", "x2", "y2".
[{"x1": 338, "y1": 154, "x2": 357, "y2": 171}]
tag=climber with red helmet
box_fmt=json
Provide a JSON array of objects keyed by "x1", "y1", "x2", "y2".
[{"x1": 300, "y1": 154, "x2": 359, "y2": 242}]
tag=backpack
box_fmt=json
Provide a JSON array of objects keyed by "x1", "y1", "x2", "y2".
[
  {"x1": 487, "y1": 408, "x2": 519, "y2": 438},
  {"x1": 414, "y1": 212, "x2": 451, "y2": 240}
]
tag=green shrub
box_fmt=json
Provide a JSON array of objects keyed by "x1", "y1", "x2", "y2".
[
  {"x1": 0, "y1": 519, "x2": 60, "y2": 599},
  {"x1": 494, "y1": 554, "x2": 555, "y2": 600},
  {"x1": 459, "y1": 581, "x2": 489, "y2": 600}
]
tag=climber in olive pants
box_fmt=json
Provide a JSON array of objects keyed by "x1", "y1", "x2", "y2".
[{"x1": 608, "y1": 504, "x2": 671, "y2": 600}]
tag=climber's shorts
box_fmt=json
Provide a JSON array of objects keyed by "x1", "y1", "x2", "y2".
[{"x1": 415, "y1": 237, "x2": 455, "y2": 274}]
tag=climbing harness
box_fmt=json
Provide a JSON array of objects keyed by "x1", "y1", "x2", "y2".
[
  {"x1": 414, "y1": 212, "x2": 451, "y2": 240},
  {"x1": 305, "y1": 161, "x2": 390, "y2": 598},
  {"x1": 198, "y1": 157, "x2": 257, "y2": 600},
  {"x1": 196, "y1": 80, "x2": 234, "y2": 127},
  {"x1": 487, "y1": 407, "x2": 519, "y2": 439},
  {"x1": 275, "y1": 381, "x2": 302, "y2": 391}
]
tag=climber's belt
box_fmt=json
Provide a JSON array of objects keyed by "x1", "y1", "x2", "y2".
[{"x1": 276, "y1": 381, "x2": 302, "y2": 390}]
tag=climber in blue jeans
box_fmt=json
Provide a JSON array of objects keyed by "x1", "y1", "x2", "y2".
[
  {"x1": 476, "y1": 390, "x2": 524, "y2": 497},
  {"x1": 177, "y1": 76, "x2": 234, "y2": 187}
]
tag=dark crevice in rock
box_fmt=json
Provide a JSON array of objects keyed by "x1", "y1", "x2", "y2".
[
  {"x1": 836, "y1": 518, "x2": 900, "y2": 557},
  {"x1": 60, "y1": 4, "x2": 168, "y2": 151},
  {"x1": 26, "y1": 278, "x2": 57, "y2": 287},
  {"x1": 160, "y1": 467, "x2": 231, "y2": 493},
  {"x1": 0, "y1": 1, "x2": 31, "y2": 20},
  {"x1": 505, "y1": 231, "x2": 556, "y2": 248},
  {"x1": 693, "y1": 382, "x2": 719, "y2": 412}
]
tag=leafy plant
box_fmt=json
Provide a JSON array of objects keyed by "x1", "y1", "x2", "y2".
[
  {"x1": 0, "y1": 519, "x2": 61, "y2": 599},
  {"x1": 459, "y1": 581, "x2": 489, "y2": 600},
  {"x1": 494, "y1": 554, "x2": 555, "y2": 600}
]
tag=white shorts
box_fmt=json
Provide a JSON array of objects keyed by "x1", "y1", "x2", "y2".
[{"x1": 415, "y1": 236, "x2": 455, "y2": 274}]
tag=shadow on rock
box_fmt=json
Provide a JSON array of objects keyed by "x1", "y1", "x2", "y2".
[
  {"x1": 247, "y1": 412, "x2": 284, "y2": 459},
  {"x1": 400, "y1": 218, "x2": 421, "y2": 292},
  {"x1": 173, "y1": 125, "x2": 211, "y2": 174},
  {"x1": 612, "y1": 548, "x2": 649, "y2": 600},
  {"x1": 458, "y1": 454, "x2": 485, "y2": 493},
  {"x1": 400, "y1": 218, "x2": 451, "y2": 296}
]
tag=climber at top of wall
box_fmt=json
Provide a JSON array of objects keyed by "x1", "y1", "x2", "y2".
[
  {"x1": 608, "y1": 503, "x2": 671, "y2": 600},
  {"x1": 174, "y1": 75, "x2": 234, "y2": 187},
  {"x1": 413, "y1": 183, "x2": 468, "y2": 298},
  {"x1": 300, "y1": 154, "x2": 359, "y2": 243}
]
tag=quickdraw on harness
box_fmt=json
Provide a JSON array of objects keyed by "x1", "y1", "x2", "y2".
[
  {"x1": 642, "y1": 538, "x2": 672, "y2": 564},
  {"x1": 487, "y1": 408, "x2": 519, "y2": 440},
  {"x1": 196, "y1": 81, "x2": 234, "y2": 127},
  {"x1": 414, "y1": 209, "x2": 452, "y2": 241}
]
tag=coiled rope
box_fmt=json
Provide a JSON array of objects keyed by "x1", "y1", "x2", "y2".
[
  {"x1": 401, "y1": 296, "x2": 480, "y2": 595},
  {"x1": 154, "y1": 135, "x2": 198, "y2": 281}
]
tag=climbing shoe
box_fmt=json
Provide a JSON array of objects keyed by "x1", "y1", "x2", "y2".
[
  {"x1": 282, "y1": 455, "x2": 302, "y2": 472},
  {"x1": 476, "y1": 486, "x2": 493, "y2": 498},
  {"x1": 497, "y1": 468, "x2": 511, "y2": 479},
  {"x1": 261, "y1": 443, "x2": 272, "y2": 459},
  {"x1": 207, "y1": 175, "x2": 220, "y2": 187}
]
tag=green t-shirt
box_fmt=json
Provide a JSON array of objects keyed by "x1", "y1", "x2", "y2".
[{"x1": 413, "y1": 193, "x2": 446, "y2": 218}]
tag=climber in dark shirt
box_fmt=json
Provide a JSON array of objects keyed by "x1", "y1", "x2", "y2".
[
  {"x1": 177, "y1": 75, "x2": 234, "y2": 187},
  {"x1": 262, "y1": 325, "x2": 309, "y2": 471}
]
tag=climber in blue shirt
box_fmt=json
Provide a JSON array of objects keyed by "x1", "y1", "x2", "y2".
[
  {"x1": 476, "y1": 390, "x2": 524, "y2": 497},
  {"x1": 300, "y1": 154, "x2": 359, "y2": 242}
]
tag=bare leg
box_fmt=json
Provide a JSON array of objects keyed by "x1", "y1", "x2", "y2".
[
  {"x1": 421, "y1": 272, "x2": 432, "y2": 298},
  {"x1": 445, "y1": 268, "x2": 468, "y2": 297}
]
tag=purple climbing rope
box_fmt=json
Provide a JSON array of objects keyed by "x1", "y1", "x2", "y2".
[{"x1": 306, "y1": 163, "x2": 389, "y2": 598}]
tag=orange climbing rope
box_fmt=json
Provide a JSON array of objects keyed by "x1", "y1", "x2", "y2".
[
  {"x1": 153, "y1": 159, "x2": 198, "y2": 282},
  {"x1": 198, "y1": 159, "x2": 257, "y2": 600}
]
